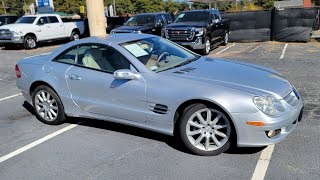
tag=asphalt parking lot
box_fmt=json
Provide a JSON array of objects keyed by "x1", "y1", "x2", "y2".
[{"x1": 0, "y1": 40, "x2": 319, "y2": 180}]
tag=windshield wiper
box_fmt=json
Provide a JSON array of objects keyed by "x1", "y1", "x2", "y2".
[{"x1": 158, "y1": 56, "x2": 200, "y2": 72}]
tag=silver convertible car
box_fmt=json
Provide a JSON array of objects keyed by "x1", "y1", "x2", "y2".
[{"x1": 16, "y1": 34, "x2": 303, "y2": 156}]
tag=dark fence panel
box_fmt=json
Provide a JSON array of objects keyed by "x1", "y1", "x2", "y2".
[
  {"x1": 272, "y1": 8, "x2": 317, "y2": 42},
  {"x1": 221, "y1": 10, "x2": 272, "y2": 42}
]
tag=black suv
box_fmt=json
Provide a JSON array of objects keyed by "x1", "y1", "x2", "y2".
[
  {"x1": 111, "y1": 13, "x2": 173, "y2": 36},
  {"x1": 162, "y1": 10, "x2": 230, "y2": 55}
]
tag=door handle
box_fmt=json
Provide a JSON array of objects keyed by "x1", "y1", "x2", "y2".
[{"x1": 68, "y1": 74, "x2": 81, "y2": 80}]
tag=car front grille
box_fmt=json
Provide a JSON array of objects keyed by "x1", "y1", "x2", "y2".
[
  {"x1": 284, "y1": 88, "x2": 300, "y2": 106},
  {"x1": 166, "y1": 28, "x2": 194, "y2": 41},
  {"x1": 0, "y1": 29, "x2": 13, "y2": 40}
]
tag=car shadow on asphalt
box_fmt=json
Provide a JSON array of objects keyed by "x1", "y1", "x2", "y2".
[
  {"x1": 0, "y1": 40, "x2": 68, "y2": 50},
  {"x1": 23, "y1": 101, "x2": 266, "y2": 156}
]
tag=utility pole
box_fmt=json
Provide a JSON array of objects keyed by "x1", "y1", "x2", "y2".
[{"x1": 86, "y1": 0, "x2": 107, "y2": 37}]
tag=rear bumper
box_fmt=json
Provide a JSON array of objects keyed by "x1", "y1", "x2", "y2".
[{"x1": 232, "y1": 100, "x2": 303, "y2": 147}]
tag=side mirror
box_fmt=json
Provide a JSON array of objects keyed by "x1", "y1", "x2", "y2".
[
  {"x1": 38, "y1": 19, "x2": 44, "y2": 25},
  {"x1": 212, "y1": 19, "x2": 219, "y2": 24},
  {"x1": 113, "y1": 69, "x2": 141, "y2": 80}
]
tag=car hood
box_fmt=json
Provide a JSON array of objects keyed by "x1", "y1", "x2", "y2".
[
  {"x1": 165, "y1": 22, "x2": 208, "y2": 28},
  {"x1": 162, "y1": 57, "x2": 292, "y2": 98},
  {"x1": 112, "y1": 25, "x2": 152, "y2": 32},
  {"x1": 0, "y1": 23, "x2": 31, "y2": 31}
]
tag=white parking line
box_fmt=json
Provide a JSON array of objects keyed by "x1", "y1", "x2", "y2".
[
  {"x1": 251, "y1": 145, "x2": 275, "y2": 180},
  {"x1": 215, "y1": 43, "x2": 235, "y2": 54},
  {"x1": 0, "y1": 93, "x2": 22, "y2": 102},
  {"x1": 0, "y1": 124, "x2": 78, "y2": 163},
  {"x1": 280, "y1": 43, "x2": 288, "y2": 59},
  {"x1": 249, "y1": 44, "x2": 262, "y2": 52}
]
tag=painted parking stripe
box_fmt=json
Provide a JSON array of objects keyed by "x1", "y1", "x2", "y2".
[
  {"x1": 0, "y1": 93, "x2": 22, "y2": 102},
  {"x1": 251, "y1": 145, "x2": 275, "y2": 180},
  {"x1": 215, "y1": 43, "x2": 235, "y2": 54},
  {"x1": 249, "y1": 44, "x2": 262, "y2": 52},
  {"x1": 280, "y1": 43, "x2": 288, "y2": 59},
  {"x1": 0, "y1": 124, "x2": 79, "y2": 163}
]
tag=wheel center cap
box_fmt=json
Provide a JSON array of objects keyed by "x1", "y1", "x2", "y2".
[{"x1": 205, "y1": 126, "x2": 211, "y2": 132}]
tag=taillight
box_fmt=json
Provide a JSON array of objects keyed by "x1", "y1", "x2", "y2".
[{"x1": 15, "y1": 64, "x2": 21, "y2": 78}]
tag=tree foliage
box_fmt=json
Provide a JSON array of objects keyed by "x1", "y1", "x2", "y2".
[{"x1": 0, "y1": 0, "x2": 278, "y2": 15}]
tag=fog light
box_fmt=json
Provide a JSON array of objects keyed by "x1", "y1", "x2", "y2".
[
  {"x1": 266, "y1": 129, "x2": 281, "y2": 138},
  {"x1": 267, "y1": 130, "x2": 276, "y2": 138}
]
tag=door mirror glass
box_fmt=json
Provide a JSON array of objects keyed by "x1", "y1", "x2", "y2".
[{"x1": 113, "y1": 69, "x2": 141, "y2": 80}]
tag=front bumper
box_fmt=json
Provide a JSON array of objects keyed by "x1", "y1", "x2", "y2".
[
  {"x1": 174, "y1": 37, "x2": 205, "y2": 50},
  {"x1": 0, "y1": 36, "x2": 24, "y2": 44},
  {"x1": 231, "y1": 100, "x2": 303, "y2": 147}
]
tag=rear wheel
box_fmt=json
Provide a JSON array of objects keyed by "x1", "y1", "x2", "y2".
[
  {"x1": 202, "y1": 36, "x2": 211, "y2": 55},
  {"x1": 32, "y1": 85, "x2": 66, "y2": 125},
  {"x1": 23, "y1": 35, "x2": 37, "y2": 49},
  {"x1": 179, "y1": 104, "x2": 232, "y2": 156}
]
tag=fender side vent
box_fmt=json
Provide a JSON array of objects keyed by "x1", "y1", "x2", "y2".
[{"x1": 149, "y1": 104, "x2": 169, "y2": 114}]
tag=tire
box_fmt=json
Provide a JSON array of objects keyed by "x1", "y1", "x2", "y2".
[
  {"x1": 179, "y1": 104, "x2": 232, "y2": 156},
  {"x1": 222, "y1": 31, "x2": 229, "y2": 46},
  {"x1": 70, "y1": 30, "x2": 80, "y2": 41},
  {"x1": 32, "y1": 85, "x2": 66, "y2": 125},
  {"x1": 23, "y1": 35, "x2": 37, "y2": 49},
  {"x1": 202, "y1": 36, "x2": 211, "y2": 55}
]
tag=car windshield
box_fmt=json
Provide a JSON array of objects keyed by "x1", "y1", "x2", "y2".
[
  {"x1": 120, "y1": 37, "x2": 200, "y2": 73},
  {"x1": 15, "y1": 17, "x2": 36, "y2": 24},
  {"x1": 125, "y1": 15, "x2": 155, "y2": 26},
  {"x1": 174, "y1": 11, "x2": 209, "y2": 23}
]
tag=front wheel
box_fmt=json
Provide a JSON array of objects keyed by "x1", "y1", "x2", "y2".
[
  {"x1": 23, "y1": 35, "x2": 37, "y2": 49},
  {"x1": 179, "y1": 104, "x2": 232, "y2": 156},
  {"x1": 32, "y1": 85, "x2": 66, "y2": 125},
  {"x1": 70, "y1": 31, "x2": 80, "y2": 41},
  {"x1": 223, "y1": 32, "x2": 229, "y2": 46},
  {"x1": 202, "y1": 36, "x2": 211, "y2": 55}
]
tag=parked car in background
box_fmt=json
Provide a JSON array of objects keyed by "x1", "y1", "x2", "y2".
[
  {"x1": 16, "y1": 34, "x2": 303, "y2": 156},
  {"x1": 162, "y1": 9, "x2": 230, "y2": 55},
  {"x1": 0, "y1": 14, "x2": 85, "y2": 49},
  {"x1": 111, "y1": 13, "x2": 173, "y2": 36},
  {"x1": 0, "y1": 15, "x2": 19, "y2": 26}
]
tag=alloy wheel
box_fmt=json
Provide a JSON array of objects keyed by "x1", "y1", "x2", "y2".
[
  {"x1": 205, "y1": 39, "x2": 210, "y2": 54},
  {"x1": 34, "y1": 90, "x2": 58, "y2": 122},
  {"x1": 186, "y1": 108, "x2": 231, "y2": 151},
  {"x1": 27, "y1": 38, "x2": 36, "y2": 48}
]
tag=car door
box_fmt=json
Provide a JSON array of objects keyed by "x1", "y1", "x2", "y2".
[
  {"x1": 209, "y1": 12, "x2": 220, "y2": 42},
  {"x1": 36, "y1": 16, "x2": 52, "y2": 40},
  {"x1": 65, "y1": 43, "x2": 147, "y2": 123},
  {"x1": 213, "y1": 12, "x2": 225, "y2": 37},
  {"x1": 48, "y1": 16, "x2": 65, "y2": 39}
]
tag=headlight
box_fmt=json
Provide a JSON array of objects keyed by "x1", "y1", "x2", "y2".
[
  {"x1": 11, "y1": 30, "x2": 23, "y2": 36},
  {"x1": 253, "y1": 96, "x2": 285, "y2": 116},
  {"x1": 195, "y1": 28, "x2": 205, "y2": 36}
]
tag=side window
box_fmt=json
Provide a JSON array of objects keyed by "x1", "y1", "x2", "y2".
[
  {"x1": 77, "y1": 44, "x2": 131, "y2": 73},
  {"x1": 214, "y1": 13, "x2": 220, "y2": 20},
  {"x1": 53, "y1": 47, "x2": 77, "y2": 64},
  {"x1": 48, "y1": 16, "x2": 59, "y2": 23},
  {"x1": 37, "y1": 17, "x2": 49, "y2": 24},
  {"x1": 156, "y1": 15, "x2": 164, "y2": 26}
]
